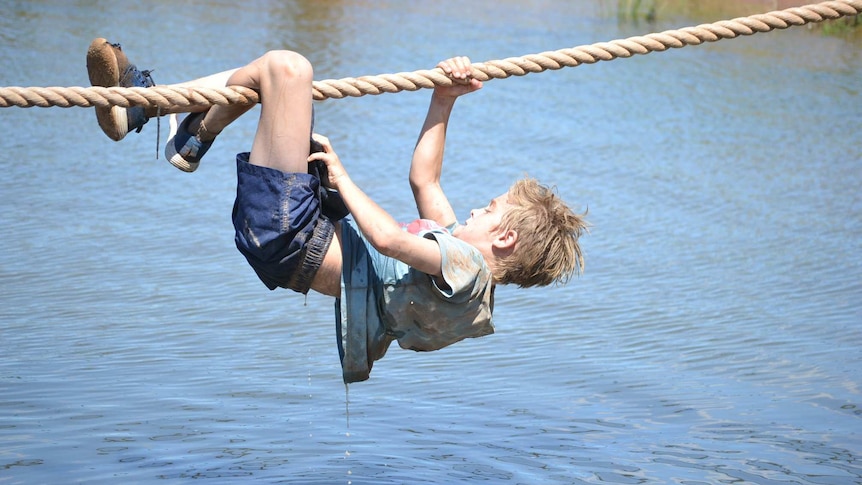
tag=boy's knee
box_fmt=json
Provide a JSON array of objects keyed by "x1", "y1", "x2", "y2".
[{"x1": 261, "y1": 50, "x2": 313, "y2": 82}]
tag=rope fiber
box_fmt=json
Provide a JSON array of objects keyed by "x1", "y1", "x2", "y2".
[{"x1": 1, "y1": 0, "x2": 859, "y2": 111}]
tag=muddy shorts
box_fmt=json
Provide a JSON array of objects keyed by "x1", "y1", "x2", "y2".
[{"x1": 232, "y1": 152, "x2": 334, "y2": 294}]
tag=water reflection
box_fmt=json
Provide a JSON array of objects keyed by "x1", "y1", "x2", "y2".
[{"x1": 1, "y1": 0, "x2": 861, "y2": 483}]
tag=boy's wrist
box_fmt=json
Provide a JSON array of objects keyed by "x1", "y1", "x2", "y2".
[
  {"x1": 431, "y1": 91, "x2": 459, "y2": 105},
  {"x1": 330, "y1": 172, "x2": 352, "y2": 192}
]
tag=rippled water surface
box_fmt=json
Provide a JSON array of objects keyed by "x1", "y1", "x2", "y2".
[{"x1": 1, "y1": 1, "x2": 860, "y2": 483}]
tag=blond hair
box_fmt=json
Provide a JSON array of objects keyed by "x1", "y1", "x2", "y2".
[{"x1": 494, "y1": 178, "x2": 588, "y2": 287}]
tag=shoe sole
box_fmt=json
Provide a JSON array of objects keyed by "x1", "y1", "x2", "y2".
[
  {"x1": 86, "y1": 38, "x2": 130, "y2": 141},
  {"x1": 165, "y1": 114, "x2": 200, "y2": 173}
]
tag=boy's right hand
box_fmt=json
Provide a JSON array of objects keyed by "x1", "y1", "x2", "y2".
[
  {"x1": 435, "y1": 56, "x2": 483, "y2": 99},
  {"x1": 308, "y1": 133, "x2": 349, "y2": 189}
]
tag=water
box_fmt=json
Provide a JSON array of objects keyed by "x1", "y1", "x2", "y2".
[{"x1": 1, "y1": 1, "x2": 860, "y2": 483}]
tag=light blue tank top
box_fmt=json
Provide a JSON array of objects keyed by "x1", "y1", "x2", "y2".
[{"x1": 336, "y1": 217, "x2": 495, "y2": 383}]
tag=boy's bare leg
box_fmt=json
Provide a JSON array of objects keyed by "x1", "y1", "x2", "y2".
[
  {"x1": 170, "y1": 69, "x2": 240, "y2": 90},
  {"x1": 166, "y1": 69, "x2": 249, "y2": 142},
  {"x1": 177, "y1": 51, "x2": 314, "y2": 172}
]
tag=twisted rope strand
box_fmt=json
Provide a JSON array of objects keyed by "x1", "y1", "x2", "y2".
[{"x1": 1, "y1": 0, "x2": 859, "y2": 110}]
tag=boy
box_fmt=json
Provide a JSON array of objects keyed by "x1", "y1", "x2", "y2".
[{"x1": 86, "y1": 39, "x2": 588, "y2": 383}]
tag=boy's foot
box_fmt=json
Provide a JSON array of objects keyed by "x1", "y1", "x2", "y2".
[
  {"x1": 165, "y1": 111, "x2": 215, "y2": 173},
  {"x1": 86, "y1": 38, "x2": 155, "y2": 141}
]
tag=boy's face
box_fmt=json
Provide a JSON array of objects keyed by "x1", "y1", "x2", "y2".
[{"x1": 453, "y1": 192, "x2": 514, "y2": 248}]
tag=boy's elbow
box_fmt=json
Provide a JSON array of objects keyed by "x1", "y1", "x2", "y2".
[
  {"x1": 410, "y1": 178, "x2": 440, "y2": 199},
  {"x1": 408, "y1": 176, "x2": 426, "y2": 196},
  {"x1": 367, "y1": 227, "x2": 403, "y2": 256}
]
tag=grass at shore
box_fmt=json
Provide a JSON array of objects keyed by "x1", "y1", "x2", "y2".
[{"x1": 614, "y1": 0, "x2": 860, "y2": 36}]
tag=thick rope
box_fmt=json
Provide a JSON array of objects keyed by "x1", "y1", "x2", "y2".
[{"x1": 1, "y1": 0, "x2": 859, "y2": 110}]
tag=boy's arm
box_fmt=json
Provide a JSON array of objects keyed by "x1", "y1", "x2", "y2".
[
  {"x1": 409, "y1": 57, "x2": 483, "y2": 227},
  {"x1": 309, "y1": 135, "x2": 444, "y2": 278}
]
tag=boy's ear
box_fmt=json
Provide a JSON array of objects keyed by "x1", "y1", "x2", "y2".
[{"x1": 493, "y1": 229, "x2": 518, "y2": 250}]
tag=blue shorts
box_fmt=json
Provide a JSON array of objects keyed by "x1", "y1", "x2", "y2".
[{"x1": 232, "y1": 152, "x2": 334, "y2": 294}]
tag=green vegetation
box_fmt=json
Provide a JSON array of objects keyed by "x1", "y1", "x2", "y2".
[
  {"x1": 614, "y1": 0, "x2": 859, "y2": 36},
  {"x1": 617, "y1": 0, "x2": 657, "y2": 23},
  {"x1": 820, "y1": 12, "x2": 860, "y2": 36}
]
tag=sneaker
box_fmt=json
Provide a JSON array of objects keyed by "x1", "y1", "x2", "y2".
[
  {"x1": 86, "y1": 38, "x2": 155, "y2": 141},
  {"x1": 165, "y1": 111, "x2": 213, "y2": 173}
]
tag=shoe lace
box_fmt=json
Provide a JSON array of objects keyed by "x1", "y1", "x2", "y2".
[
  {"x1": 139, "y1": 68, "x2": 158, "y2": 158},
  {"x1": 141, "y1": 69, "x2": 155, "y2": 88}
]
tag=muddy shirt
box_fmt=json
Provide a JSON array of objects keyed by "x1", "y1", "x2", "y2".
[{"x1": 336, "y1": 218, "x2": 495, "y2": 383}]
